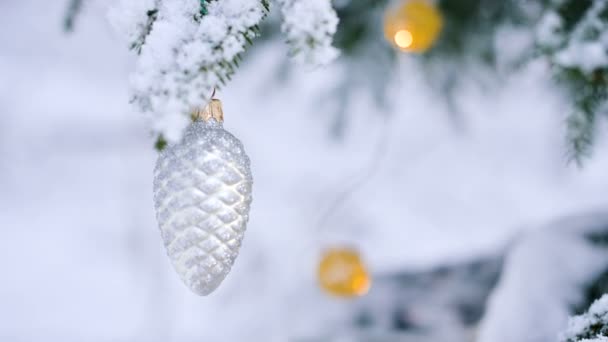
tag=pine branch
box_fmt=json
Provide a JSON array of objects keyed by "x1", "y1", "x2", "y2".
[
  {"x1": 556, "y1": 0, "x2": 593, "y2": 32},
  {"x1": 130, "y1": 8, "x2": 158, "y2": 54},
  {"x1": 566, "y1": 108, "x2": 596, "y2": 166},
  {"x1": 199, "y1": 0, "x2": 210, "y2": 16},
  {"x1": 278, "y1": 0, "x2": 340, "y2": 67},
  {"x1": 154, "y1": 135, "x2": 168, "y2": 151},
  {"x1": 538, "y1": 1, "x2": 608, "y2": 165},
  {"x1": 560, "y1": 68, "x2": 608, "y2": 165},
  {"x1": 560, "y1": 294, "x2": 608, "y2": 341},
  {"x1": 192, "y1": 0, "x2": 269, "y2": 90},
  {"x1": 63, "y1": 0, "x2": 83, "y2": 32},
  {"x1": 125, "y1": 0, "x2": 270, "y2": 146}
]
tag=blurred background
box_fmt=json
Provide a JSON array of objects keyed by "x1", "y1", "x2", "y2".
[{"x1": 2, "y1": 0, "x2": 608, "y2": 341}]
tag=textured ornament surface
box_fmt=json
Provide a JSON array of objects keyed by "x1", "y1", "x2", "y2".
[{"x1": 153, "y1": 120, "x2": 253, "y2": 295}]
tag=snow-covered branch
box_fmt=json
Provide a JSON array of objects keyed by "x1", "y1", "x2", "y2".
[
  {"x1": 553, "y1": 0, "x2": 608, "y2": 73},
  {"x1": 108, "y1": 0, "x2": 159, "y2": 54},
  {"x1": 535, "y1": 0, "x2": 608, "y2": 164},
  {"x1": 64, "y1": 0, "x2": 84, "y2": 32},
  {"x1": 477, "y1": 213, "x2": 608, "y2": 342},
  {"x1": 109, "y1": 0, "x2": 268, "y2": 142},
  {"x1": 109, "y1": 0, "x2": 340, "y2": 143},
  {"x1": 277, "y1": 0, "x2": 339, "y2": 67},
  {"x1": 560, "y1": 294, "x2": 608, "y2": 342}
]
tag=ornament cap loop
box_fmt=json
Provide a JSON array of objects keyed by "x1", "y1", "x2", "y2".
[{"x1": 193, "y1": 99, "x2": 224, "y2": 123}]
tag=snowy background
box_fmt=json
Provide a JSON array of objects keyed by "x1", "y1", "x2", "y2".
[{"x1": 2, "y1": 1, "x2": 608, "y2": 341}]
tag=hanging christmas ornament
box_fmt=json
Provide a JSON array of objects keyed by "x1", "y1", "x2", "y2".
[
  {"x1": 318, "y1": 247, "x2": 371, "y2": 298},
  {"x1": 383, "y1": 0, "x2": 443, "y2": 53},
  {"x1": 153, "y1": 98, "x2": 253, "y2": 296}
]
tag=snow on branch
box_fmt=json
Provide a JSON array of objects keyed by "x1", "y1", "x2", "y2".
[
  {"x1": 108, "y1": 0, "x2": 159, "y2": 54},
  {"x1": 560, "y1": 294, "x2": 608, "y2": 342},
  {"x1": 109, "y1": 0, "x2": 340, "y2": 143},
  {"x1": 535, "y1": 0, "x2": 608, "y2": 164},
  {"x1": 553, "y1": 0, "x2": 608, "y2": 74},
  {"x1": 109, "y1": 0, "x2": 268, "y2": 142},
  {"x1": 277, "y1": 0, "x2": 339, "y2": 67},
  {"x1": 477, "y1": 213, "x2": 608, "y2": 342}
]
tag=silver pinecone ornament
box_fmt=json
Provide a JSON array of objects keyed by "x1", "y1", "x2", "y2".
[{"x1": 153, "y1": 99, "x2": 253, "y2": 296}]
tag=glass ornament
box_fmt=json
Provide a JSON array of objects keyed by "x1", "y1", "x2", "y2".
[{"x1": 153, "y1": 99, "x2": 253, "y2": 295}]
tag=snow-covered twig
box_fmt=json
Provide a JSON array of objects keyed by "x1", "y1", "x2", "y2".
[
  {"x1": 277, "y1": 0, "x2": 339, "y2": 67},
  {"x1": 560, "y1": 294, "x2": 608, "y2": 342},
  {"x1": 109, "y1": 0, "x2": 159, "y2": 54},
  {"x1": 535, "y1": 0, "x2": 608, "y2": 164},
  {"x1": 553, "y1": 0, "x2": 608, "y2": 74},
  {"x1": 109, "y1": 0, "x2": 268, "y2": 142},
  {"x1": 566, "y1": 108, "x2": 596, "y2": 167},
  {"x1": 110, "y1": 0, "x2": 341, "y2": 143}
]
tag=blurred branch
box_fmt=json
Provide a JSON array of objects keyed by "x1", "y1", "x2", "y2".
[
  {"x1": 328, "y1": 0, "x2": 396, "y2": 136},
  {"x1": 561, "y1": 68, "x2": 607, "y2": 166},
  {"x1": 63, "y1": 0, "x2": 83, "y2": 33},
  {"x1": 566, "y1": 108, "x2": 596, "y2": 167},
  {"x1": 131, "y1": 8, "x2": 159, "y2": 54},
  {"x1": 540, "y1": 0, "x2": 608, "y2": 164},
  {"x1": 102, "y1": 0, "x2": 608, "y2": 163}
]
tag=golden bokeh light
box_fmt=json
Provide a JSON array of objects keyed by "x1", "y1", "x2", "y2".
[
  {"x1": 384, "y1": 0, "x2": 443, "y2": 53},
  {"x1": 317, "y1": 247, "x2": 371, "y2": 298},
  {"x1": 394, "y1": 30, "x2": 413, "y2": 48}
]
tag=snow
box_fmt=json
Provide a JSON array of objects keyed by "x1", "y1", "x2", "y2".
[
  {"x1": 542, "y1": 0, "x2": 608, "y2": 74},
  {"x1": 477, "y1": 213, "x2": 608, "y2": 342},
  {"x1": 536, "y1": 11, "x2": 563, "y2": 50},
  {"x1": 2, "y1": 1, "x2": 608, "y2": 341},
  {"x1": 109, "y1": 0, "x2": 340, "y2": 142},
  {"x1": 107, "y1": 0, "x2": 157, "y2": 49},
  {"x1": 561, "y1": 294, "x2": 608, "y2": 342},
  {"x1": 278, "y1": 0, "x2": 340, "y2": 67},
  {"x1": 555, "y1": 41, "x2": 608, "y2": 74},
  {"x1": 109, "y1": 0, "x2": 267, "y2": 142}
]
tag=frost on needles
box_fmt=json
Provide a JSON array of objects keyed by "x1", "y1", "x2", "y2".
[
  {"x1": 109, "y1": 0, "x2": 268, "y2": 142},
  {"x1": 109, "y1": 0, "x2": 339, "y2": 144},
  {"x1": 535, "y1": 0, "x2": 608, "y2": 165},
  {"x1": 278, "y1": 0, "x2": 339, "y2": 67},
  {"x1": 561, "y1": 294, "x2": 608, "y2": 342}
]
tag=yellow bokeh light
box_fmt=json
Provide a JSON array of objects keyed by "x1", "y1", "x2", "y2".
[
  {"x1": 383, "y1": 0, "x2": 443, "y2": 53},
  {"x1": 317, "y1": 247, "x2": 371, "y2": 298},
  {"x1": 394, "y1": 30, "x2": 413, "y2": 48}
]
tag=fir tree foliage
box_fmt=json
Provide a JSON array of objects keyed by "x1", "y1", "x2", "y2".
[
  {"x1": 329, "y1": 0, "x2": 395, "y2": 137},
  {"x1": 107, "y1": 0, "x2": 338, "y2": 146},
  {"x1": 563, "y1": 227, "x2": 608, "y2": 341},
  {"x1": 63, "y1": 0, "x2": 83, "y2": 32},
  {"x1": 277, "y1": 0, "x2": 339, "y2": 66},
  {"x1": 574, "y1": 230, "x2": 608, "y2": 316},
  {"x1": 427, "y1": 0, "x2": 530, "y2": 67},
  {"x1": 536, "y1": 0, "x2": 608, "y2": 165},
  {"x1": 561, "y1": 294, "x2": 608, "y2": 342},
  {"x1": 83, "y1": 0, "x2": 608, "y2": 159},
  {"x1": 327, "y1": 0, "x2": 608, "y2": 162}
]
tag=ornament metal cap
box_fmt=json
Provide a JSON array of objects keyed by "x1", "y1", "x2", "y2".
[{"x1": 193, "y1": 99, "x2": 224, "y2": 123}]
